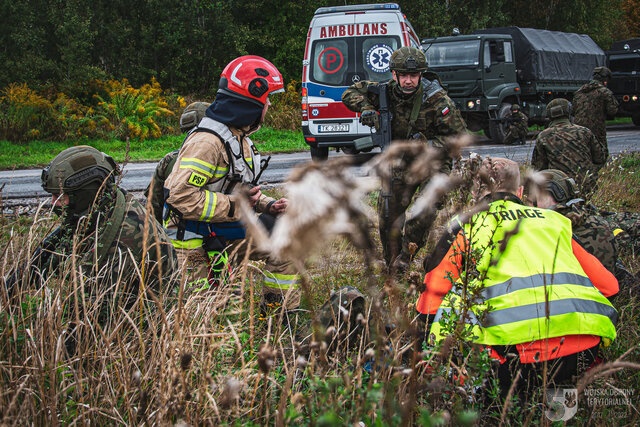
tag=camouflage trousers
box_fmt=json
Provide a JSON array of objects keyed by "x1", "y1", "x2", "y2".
[
  {"x1": 174, "y1": 226, "x2": 301, "y2": 310},
  {"x1": 503, "y1": 128, "x2": 527, "y2": 145},
  {"x1": 378, "y1": 170, "x2": 437, "y2": 266}
]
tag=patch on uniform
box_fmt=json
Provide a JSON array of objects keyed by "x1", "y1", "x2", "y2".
[
  {"x1": 188, "y1": 172, "x2": 207, "y2": 187},
  {"x1": 251, "y1": 145, "x2": 259, "y2": 156},
  {"x1": 441, "y1": 107, "x2": 450, "y2": 116}
]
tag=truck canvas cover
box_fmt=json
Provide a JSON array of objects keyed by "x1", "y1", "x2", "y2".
[{"x1": 474, "y1": 27, "x2": 605, "y2": 82}]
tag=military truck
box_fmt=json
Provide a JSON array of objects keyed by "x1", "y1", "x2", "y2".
[
  {"x1": 421, "y1": 27, "x2": 605, "y2": 143},
  {"x1": 607, "y1": 38, "x2": 640, "y2": 127}
]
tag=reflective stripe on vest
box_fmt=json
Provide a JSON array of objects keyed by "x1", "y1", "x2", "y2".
[
  {"x1": 429, "y1": 199, "x2": 617, "y2": 346},
  {"x1": 262, "y1": 272, "x2": 301, "y2": 290}
]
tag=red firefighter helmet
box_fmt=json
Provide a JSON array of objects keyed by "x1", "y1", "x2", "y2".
[{"x1": 217, "y1": 55, "x2": 284, "y2": 107}]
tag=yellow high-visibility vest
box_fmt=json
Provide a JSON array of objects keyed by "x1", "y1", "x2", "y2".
[{"x1": 430, "y1": 199, "x2": 617, "y2": 346}]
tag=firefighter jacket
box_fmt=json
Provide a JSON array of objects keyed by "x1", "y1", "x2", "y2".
[
  {"x1": 416, "y1": 193, "x2": 618, "y2": 362},
  {"x1": 163, "y1": 118, "x2": 274, "y2": 245}
]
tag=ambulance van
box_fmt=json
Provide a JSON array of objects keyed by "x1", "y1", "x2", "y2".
[{"x1": 301, "y1": 3, "x2": 421, "y2": 160}]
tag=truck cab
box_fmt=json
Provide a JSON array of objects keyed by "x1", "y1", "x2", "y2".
[
  {"x1": 607, "y1": 38, "x2": 640, "y2": 126},
  {"x1": 422, "y1": 34, "x2": 520, "y2": 140}
]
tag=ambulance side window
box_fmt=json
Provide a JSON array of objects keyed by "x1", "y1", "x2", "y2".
[{"x1": 312, "y1": 39, "x2": 349, "y2": 85}]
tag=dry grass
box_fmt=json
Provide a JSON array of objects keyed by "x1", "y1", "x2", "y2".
[{"x1": 1, "y1": 143, "x2": 639, "y2": 425}]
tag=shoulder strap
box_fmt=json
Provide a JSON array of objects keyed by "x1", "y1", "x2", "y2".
[
  {"x1": 96, "y1": 189, "x2": 127, "y2": 265},
  {"x1": 407, "y1": 84, "x2": 424, "y2": 139}
]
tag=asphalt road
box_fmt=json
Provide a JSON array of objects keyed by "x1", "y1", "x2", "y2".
[{"x1": 2, "y1": 123, "x2": 639, "y2": 203}]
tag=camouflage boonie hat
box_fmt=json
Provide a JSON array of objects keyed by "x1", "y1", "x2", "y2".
[
  {"x1": 511, "y1": 103, "x2": 521, "y2": 112},
  {"x1": 593, "y1": 66, "x2": 612, "y2": 82},
  {"x1": 540, "y1": 169, "x2": 579, "y2": 203},
  {"x1": 546, "y1": 98, "x2": 571, "y2": 119},
  {"x1": 390, "y1": 46, "x2": 428, "y2": 73},
  {"x1": 180, "y1": 101, "x2": 209, "y2": 132}
]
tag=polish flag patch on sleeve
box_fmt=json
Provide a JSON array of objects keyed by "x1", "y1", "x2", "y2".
[{"x1": 441, "y1": 107, "x2": 450, "y2": 116}]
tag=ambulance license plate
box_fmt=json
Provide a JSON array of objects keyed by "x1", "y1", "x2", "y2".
[{"x1": 318, "y1": 124, "x2": 349, "y2": 133}]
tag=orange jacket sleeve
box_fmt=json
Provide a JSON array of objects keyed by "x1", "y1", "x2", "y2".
[
  {"x1": 572, "y1": 238, "x2": 619, "y2": 297},
  {"x1": 416, "y1": 233, "x2": 464, "y2": 315}
]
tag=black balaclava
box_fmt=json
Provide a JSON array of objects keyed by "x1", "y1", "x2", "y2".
[{"x1": 205, "y1": 92, "x2": 263, "y2": 129}]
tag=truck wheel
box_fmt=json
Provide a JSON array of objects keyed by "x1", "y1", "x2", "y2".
[
  {"x1": 310, "y1": 146, "x2": 329, "y2": 161},
  {"x1": 490, "y1": 103, "x2": 512, "y2": 144},
  {"x1": 633, "y1": 114, "x2": 640, "y2": 127}
]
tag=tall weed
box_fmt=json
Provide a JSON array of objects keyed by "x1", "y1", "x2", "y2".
[{"x1": 1, "y1": 147, "x2": 639, "y2": 424}]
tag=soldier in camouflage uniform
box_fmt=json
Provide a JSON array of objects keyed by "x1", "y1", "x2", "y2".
[
  {"x1": 33, "y1": 146, "x2": 178, "y2": 300},
  {"x1": 342, "y1": 46, "x2": 466, "y2": 271},
  {"x1": 573, "y1": 66, "x2": 619, "y2": 155},
  {"x1": 600, "y1": 211, "x2": 640, "y2": 258},
  {"x1": 503, "y1": 104, "x2": 528, "y2": 145},
  {"x1": 144, "y1": 101, "x2": 209, "y2": 223},
  {"x1": 531, "y1": 169, "x2": 637, "y2": 298},
  {"x1": 532, "y1": 98, "x2": 606, "y2": 195}
]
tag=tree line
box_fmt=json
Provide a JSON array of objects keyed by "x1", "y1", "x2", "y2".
[{"x1": 1, "y1": 0, "x2": 637, "y2": 95}]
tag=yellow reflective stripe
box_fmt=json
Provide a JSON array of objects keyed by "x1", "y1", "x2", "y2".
[
  {"x1": 613, "y1": 228, "x2": 624, "y2": 236},
  {"x1": 199, "y1": 190, "x2": 217, "y2": 222},
  {"x1": 262, "y1": 272, "x2": 300, "y2": 290},
  {"x1": 171, "y1": 238, "x2": 203, "y2": 249},
  {"x1": 180, "y1": 157, "x2": 216, "y2": 175},
  {"x1": 244, "y1": 157, "x2": 253, "y2": 165},
  {"x1": 214, "y1": 166, "x2": 228, "y2": 178}
]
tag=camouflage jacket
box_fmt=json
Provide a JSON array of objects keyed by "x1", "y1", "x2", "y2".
[
  {"x1": 342, "y1": 77, "x2": 466, "y2": 147},
  {"x1": 573, "y1": 80, "x2": 619, "y2": 147},
  {"x1": 555, "y1": 202, "x2": 617, "y2": 272},
  {"x1": 144, "y1": 149, "x2": 179, "y2": 224},
  {"x1": 40, "y1": 188, "x2": 177, "y2": 296},
  {"x1": 532, "y1": 119, "x2": 607, "y2": 194}
]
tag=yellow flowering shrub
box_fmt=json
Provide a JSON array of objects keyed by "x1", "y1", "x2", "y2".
[
  {"x1": 94, "y1": 77, "x2": 176, "y2": 141},
  {"x1": 0, "y1": 83, "x2": 55, "y2": 141},
  {"x1": 263, "y1": 80, "x2": 301, "y2": 131}
]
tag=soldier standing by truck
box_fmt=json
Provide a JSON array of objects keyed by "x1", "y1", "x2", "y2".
[
  {"x1": 502, "y1": 103, "x2": 528, "y2": 145},
  {"x1": 573, "y1": 66, "x2": 619, "y2": 156},
  {"x1": 532, "y1": 98, "x2": 606, "y2": 195},
  {"x1": 342, "y1": 46, "x2": 466, "y2": 273}
]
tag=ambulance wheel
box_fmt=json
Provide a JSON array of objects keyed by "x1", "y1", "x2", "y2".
[
  {"x1": 310, "y1": 146, "x2": 329, "y2": 161},
  {"x1": 341, "y1": 146, "x2": 359, "y2": 155}
]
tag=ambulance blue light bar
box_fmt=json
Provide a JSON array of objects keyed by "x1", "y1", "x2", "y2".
[{"x1": 315, "y1": 3, "x2": 400, "y2": 15}]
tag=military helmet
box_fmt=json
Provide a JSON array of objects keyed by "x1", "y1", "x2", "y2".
[
  {"x1": 390, "y1": 47, "x2": 428, "y2": 73},
  {"x1": 540, "y1": 169, "x2": 579, "y2": 203},
  {"x1": 180, "y1": 101, "x2": 209, "y2": 133},
  {"x1": 546, "y1": 98, "x2": 572, "y2": 119},
  {"x1": 42, "y1": 145, "x2": 117, "y2": 194},
  {"x1": 511, "y1": 103, "x2": 521, "y2": 113},
  {"x1": 592, "y1": 66, "x2": 612, "y2": 82},
  {"x1": 315, "y1": 286, "x2": 366, "y2": 348}
]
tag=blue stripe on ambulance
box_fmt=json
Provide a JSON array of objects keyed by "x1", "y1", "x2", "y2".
[{"x1": 305, "y1": 82, "x2": 350, "y2": 101}]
